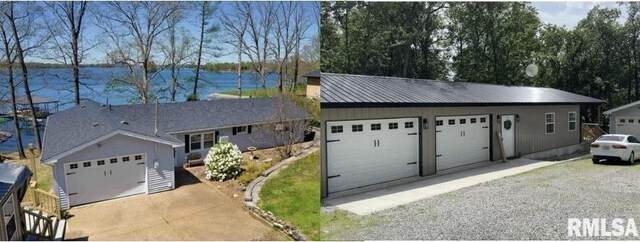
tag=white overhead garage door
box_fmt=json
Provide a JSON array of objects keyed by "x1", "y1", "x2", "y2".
[
  {"x1": 436, "y1": 115, "x2": 490, "y2": 171},
  {"x1": 64, "y1": 153, "x2": 147, "y2": 206},
  {"x1": 616, "y1": 117, "x2": 640, "y2": 137},
  {"x1": 326, "y1": 118, "x2": 419, "y2": 193}
]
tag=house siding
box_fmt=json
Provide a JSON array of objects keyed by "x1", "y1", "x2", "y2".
[
  {"x1": 306, "y1": 77, "x2": 321, "y2": 99},
  {"x1": 321, "y1": 104, "x2": 581, "y2": 198},
  {"x1": 172, "y1": 125, "x2": 305, "y2": 167},
  {"x1": 53, "y1": 134, "x2": 174, "y2": 209}
]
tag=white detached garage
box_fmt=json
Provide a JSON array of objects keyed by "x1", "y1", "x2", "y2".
[{"x1": 604, "y1": 100, "x2": 640, "y2": 138}]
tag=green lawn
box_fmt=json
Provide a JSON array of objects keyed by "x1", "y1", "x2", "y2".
[
  {"x1": 258, "y1": 151, "x2": 320, "y2": 240},
  {"x1": 220, "y1": 85, "x2": 306, "y2": 97}
]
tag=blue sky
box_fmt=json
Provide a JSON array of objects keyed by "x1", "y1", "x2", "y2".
[
  {"x1": 532, "y1": 1, "x2": 626, "y2": 28},
  {"x1": 31, "y1": 2, "x2": 319, "y2": 64}
]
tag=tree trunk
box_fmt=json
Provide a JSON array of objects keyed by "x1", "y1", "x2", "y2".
[
  {"x1": 237, "y1": 37, "x2": 243, "y2": 98},
  {"x1": 193, "y1": 3, "x2": 206, "y2": 100},
  {"x1": 7, "y1": 3, "x2": 42, "y2": 151},
  {"x1": 8, "y1": 64, "x2": 25, "y2": 158},
  {"x1": 292, "y1": 39, "x2": 300, "y2": 92}
]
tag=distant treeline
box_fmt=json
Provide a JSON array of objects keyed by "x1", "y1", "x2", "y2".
[{"x1": 0, "y1": 62, "x2": 258, "y2": 71}]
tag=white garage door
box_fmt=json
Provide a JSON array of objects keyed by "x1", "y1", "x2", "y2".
[
  {"x1": 65, "y1": 153, "x2": 147, "y2": 206},
  {"x1": 436, "y1": 115, "x2": 490, "y2": 171},
  {"x1": 326, "y1": 118, "x2": 419, "y2": 193},
  {"x1": 616, "y1": 117, "x2": 640, "y2": 137}
]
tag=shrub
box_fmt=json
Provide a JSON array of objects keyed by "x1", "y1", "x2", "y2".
[
  {"x1": 204, "y1": 142, "x2": 243, "y2": 181},
  {"x1": 238, "y1": 161, "x2": 273, "y2": 185}
]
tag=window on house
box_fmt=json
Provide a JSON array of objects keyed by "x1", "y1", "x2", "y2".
[
  {"x1": 371, "y1": 123, "x2": 381, "y2": 131},
  {"x1": 620, "y1": 119, "x2": 626, "y2": 123},
  {"x1": 448, "y1": 119, "x2": 455, "y2": 125},
  {"x1": 69, "y1": 164, "x2": 78, "y2": 169},
  {"x1": 135, "y1": 155, "x2": 143, "y2": 161},
  {"x1": 97, "y1": 160, "x2": 105, "y2": 166},
  {"x1": 630, "y1": 119, "x2": 635, "y2": 123},
  {"x1": 204, "y1": 133, "x2": 215, "y2": 148},
  {"x1": 405, "y1": 122, "x2": 414, "y2": 128},
  {"x1": 331, "y1": 125, "x2": 343, "y2": 133},
  {"x1": 568, "y1": 112, "x2": 577, "y2": 131},
  {"x1": 190, "y1": 134, "x2": 202, "y2": 150},
  {"x1": 122, "y1": 156, "x2": 130, "y2": 162},
  {"x1": 4, "y1": 194, "x2": 15, "y2": 240},
  {"x1": 352, "y1": 124, "x2": 363, "y2": 132},
  {"x1": 435, "y1": 120, "x2": 443, "y2": 126},
  {"x1": 545, "y1": 113, "x2": 555, "y2": 134},
  {"x1": 236, "y1": 126, "x2": 248, "y2": 134},
  {"x1": 460, "y1": 119, "x2": 466, "y2": 124},
  {"x1": 470, "y1": 118, "x2": 477, "y2": 123},
  {"x1": 388, "y1": 122, "x2": 398, "y2": 129},
  {"x1": 83, "y1": 162, "x2": 91, "y2": 167},
  {"x1": 480, "y1": 117, "x2": 487, "y2": 123},
  {"x1": 110, "y1": 158, "x2": 117, "y2": 164}
]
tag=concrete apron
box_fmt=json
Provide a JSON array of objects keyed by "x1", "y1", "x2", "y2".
[{"x1": 323, "y1": 155, "x2": 589, "y2": 216}]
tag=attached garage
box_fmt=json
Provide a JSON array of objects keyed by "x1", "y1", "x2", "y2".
[
  {"x1": 64, "y1": 153, "x2": 147, "y2": 206},
  {"x1": 435, "y1": 115, "x2": 490, "y2": 171},
  {"x1": 321, "y1": 73, "x2": 604, "y2": 198},
  {"x1": 326, "y1": 118, "x2": 419, "y2": 193}
]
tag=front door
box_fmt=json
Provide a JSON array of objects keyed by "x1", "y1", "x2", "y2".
[{"x1": 501, "y1": 115, "x2": 516, "y2": 158}]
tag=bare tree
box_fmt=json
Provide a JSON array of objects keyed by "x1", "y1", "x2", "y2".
[
  {"x1": 255, "y1": 95, "x2": 307, "y2": 158},
  {"x1": 95, "y1": 2, "x2": 181, "y2": 104},
  {"x1": 2, "y1": 2, "x2": 49, "y2": 151},
  {"x1": 44, "y1": 1, "x2": 89, "y2": 105},
  {"x1": 237, "y1": 2, "x2": 275, "y2": 89},
  {"x1": 191, "y1": 1, "x2": 220, "y2": 100},
  {"x1": 0, "y1": 14, "x2": 24, "y2": 158},
  {"x1": 291, "y1": 3, "x2": 312, "y2": 90},
  {"x1": 270, "y1": 2, "x2": 298, "y2": 93},
  {"x1": 160, "y1": 9, "x2": 192, "y2": 102},
  {"x1": 220, "y1": 2, "x2": 248, "y2": 97}
]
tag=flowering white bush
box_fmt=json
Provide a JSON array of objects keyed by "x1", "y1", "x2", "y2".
[{"x1": 203, "y1": 142, "x2": 243, "y2": 181}]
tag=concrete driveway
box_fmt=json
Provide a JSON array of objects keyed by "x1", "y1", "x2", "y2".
[
  {"x1": 323, "y1": 157, "x2": 586, "y2": 215},
  {"x1": 64, "y1": 169, "x2": 282, "y2": 240}
]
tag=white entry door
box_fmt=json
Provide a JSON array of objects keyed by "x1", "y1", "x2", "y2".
[
  {"x1": 436, "y1": 115, "x2": 490, "y2": 171},
  {"x1": 616, "y1": 117, "x2": 640, "y2": 138},
  {"x1": 326, "y1": 118, "x2": 420, "y2": 194},
  {"x1": 65, "y1": 153, "x2": 147, "y2": 206},
  {"x1": 501, "y1": 115, "x2": 516, "y2": 158}
]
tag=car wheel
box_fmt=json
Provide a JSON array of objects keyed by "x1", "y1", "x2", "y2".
[{"x1": 629, "y1": 152, "x2": 636, "y2": 165}]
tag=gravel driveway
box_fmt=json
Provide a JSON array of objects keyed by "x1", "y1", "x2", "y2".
[{"x1": 321, "y1": 159, "x2": 640, "y2": 240}]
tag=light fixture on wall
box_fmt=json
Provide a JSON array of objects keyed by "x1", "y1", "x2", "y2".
[
  {"x1": 497, "y1": 115, "x2": 501, "y2": 123},
  {"x1": 423, "y1": 119, "x2": 429, "y2": 129},
  {"x1": 516, "y1": 114, "x2": 520, "y2": 122},
  {"x1": 154, "y1": 162, "x2": 159, "y2": 169},
  {"x1": 96, "y1": 143, "x2": 102, "y2": 148}
]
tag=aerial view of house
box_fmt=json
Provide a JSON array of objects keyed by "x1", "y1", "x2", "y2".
[
  {"x1": 39, "y1": 98, "x2": 308, "y2": 209},
  {"x1": 320, "y1": 73, "x2": 604, "y2": 197}
]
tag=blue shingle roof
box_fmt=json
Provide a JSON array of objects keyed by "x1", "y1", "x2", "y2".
[{"x1": 41, "y1": 97, "x2": 309, "y2": 162}]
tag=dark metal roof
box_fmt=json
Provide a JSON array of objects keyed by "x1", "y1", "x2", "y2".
[
  {"x1": 41, "y1": 97, "x2": 309, "y2": 162},
  {"x1": 0, "y1": 162, "x2": 31, "y2": 201},
  {"x1": 302, "y1": 70, "x2": 320, "y2": 78},
  {"x1": 321, "y1": 73, "x2": 605, "y2": 108}
]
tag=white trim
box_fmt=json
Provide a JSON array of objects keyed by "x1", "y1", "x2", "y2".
[
  {"x1": 568, "y1": 111, "x2": 577, "y2": 132},
  {"x1": 603, "y1": 100, "x2": 640, "y2": 115},
  {"x1": 186, "y1": 131, "x2": 216, "y2": 152},
  {"x1": 64, "y1": 153, "x2": 147, "y2": 206},
  {"x1": 545, "y1": 112, "x2": 555, "y2": 134},
  {"x1": 43, "y1": 130, "x2": 182, "y2": 164}
]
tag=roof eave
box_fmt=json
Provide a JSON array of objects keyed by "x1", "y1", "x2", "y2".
[{"x1": 321, "y1": 101, "x2": 605, "y2": 109}]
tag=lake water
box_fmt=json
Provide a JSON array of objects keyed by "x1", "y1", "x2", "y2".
[{"x1": 0, "y1": 67, "x2": 278, "y2": 152}]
